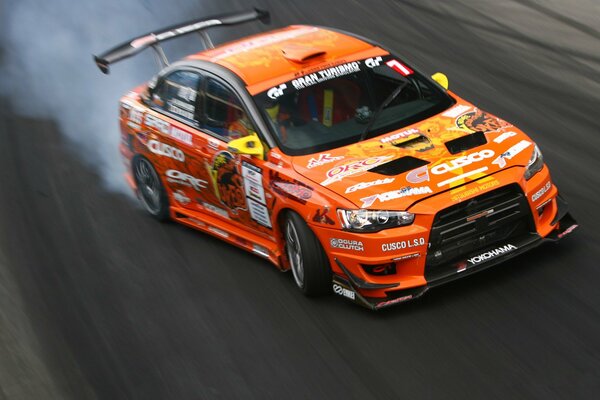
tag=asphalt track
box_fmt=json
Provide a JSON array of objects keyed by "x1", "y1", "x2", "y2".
[{"x1": 1, "y1": 0, "x2": 600, "y2": 399}]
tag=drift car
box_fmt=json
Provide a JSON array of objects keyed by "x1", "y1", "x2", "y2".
[{"x1": 95, "y1": 9, "x2": 577, "y2": 309}]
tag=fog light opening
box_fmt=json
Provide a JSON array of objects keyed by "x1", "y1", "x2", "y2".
[{"x1": 362, "y1": 262, "x2": 397, "y2": 276}]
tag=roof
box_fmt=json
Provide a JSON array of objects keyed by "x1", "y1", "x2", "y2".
[{"x1": 189, "y1": 25, "x2": 388, "y2": 94}]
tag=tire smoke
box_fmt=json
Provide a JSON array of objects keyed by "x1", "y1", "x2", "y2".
[{"x1": 0, "y1": 0, "x2": 228, "y2": 193}]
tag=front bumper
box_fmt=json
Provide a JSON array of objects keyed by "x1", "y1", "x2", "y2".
[{"x1": 332, "y1": 195, "x2": 577, "y2": 310}]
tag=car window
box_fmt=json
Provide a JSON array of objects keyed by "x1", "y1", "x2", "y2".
[
  {"x1": 152, "y1": 70, "x2": 202, "y2": 125},
  {"x1": 253, "y1": 55, "x2": 456, "y2": 156},
  {"x1": 204, "y1": 78, "x2": 255, "y2": 140}
]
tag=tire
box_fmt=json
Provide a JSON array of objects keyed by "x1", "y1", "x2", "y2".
[
  {"x1": 133, "y1": 156, "x2": 170, "y2": 221},
  {"x1": 284, "y1": 211, "x2": 331, "y2": 296}
]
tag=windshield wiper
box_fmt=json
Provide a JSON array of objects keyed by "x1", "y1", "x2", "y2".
[{"x1": 359, "y1": 80, "x2": 409, "y2": 142}]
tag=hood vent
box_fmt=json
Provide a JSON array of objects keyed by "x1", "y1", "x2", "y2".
[
  {"x1": 369, "y1": 156, "x2": 429, "y2": 176},
  {"x1": 445, "y1": 131, "x2": 487, "y2": 154}
]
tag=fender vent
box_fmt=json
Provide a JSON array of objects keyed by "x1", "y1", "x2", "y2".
[
  {"x1": 368, "y1": 156, "x2": 429, "y2": 176},
  {"x1": 445, "y1": 131, "x2": 487, "y2": 154}
]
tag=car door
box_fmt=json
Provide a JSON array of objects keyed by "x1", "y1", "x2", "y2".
[
  {"x1": 195, "y1": 74, "x2": 275, "y2": 239},
  {"x1": 143, "y1": 68, "x2": 211, "y2": 210}
]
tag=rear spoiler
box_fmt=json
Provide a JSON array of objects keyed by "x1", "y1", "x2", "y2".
[{"x1": 94, "y1": 8, "x2": 270, "y2": 74}]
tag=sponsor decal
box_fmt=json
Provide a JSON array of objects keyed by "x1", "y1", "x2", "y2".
[
  {"x1": 144, "y1": 114, "x2": 193, "y2": 145},
  {"x1": 267, "y1": 83, "x2": 287, "y2": 100},
  {"x1": 177, "y1": 86, "x2": 197, "y2": 102},
  {"x1": 187, "y1": 217, "x2": 206, "y2": 228},
  {"x1": 211, "y1": 151, "x2": 246, "y2": 211},
  {"x1": 380, "y1": 128, "x2": 420, "y2": 144},
  {"x1": 376, "y1": 295, "x2": 413, "y2": 308},
  {"x1": 208, "y1": 138, "x2": 220, "y2": 150},
  {"x1": 201, "y1": 201, "x2": 229, "y2": 219},
  {"x1": 392, "y1": 253, "x2": 421, "y2": 261},
  {"x1": 365, "y1": 56, "x2": 383, "y2": 68},
  {"x1": 385, "y1": 59, "x2": 413, "y2": 76},
  {"x1": 333, "y1": 284, "x2": 355, "y2": 300},
  {"x1": 492, "y1": 140, "x2": 531, "y2": 168},
  {"x1": 330, "y1": 238, "x2": 364, "y2": 252},
  {"x1": 269, "y1": 171, "x2": 313, "y2": 205},
  {"x1": 467, "y1": 244, "x2": 517, "y2": 265},
  {"x1": 169, "y1": 126, "x2": 193, "y2": 145},
  {"x1": 557, "y1": 224, "x2": 578, "y2": 239},
  {"x1": 129, "y1": 107, "x2": 144, "y2": 125},
  {"x1": 406, "y1": 165, "x2": 429, "y2": 184},
  {"x1": 291, "y1": 61, "x2": 361, "y2": 90},
  {"x1": 382, "y1": 238, "x2": 426, "y2": 252},
  {"x1": 360, "y1": 186, "x2": 432, "y2": 208},
  {"x1": 431, "y1": 149, "x2": 495, "y2": 175},
  {"x1": 247, "y1": 198, "x2": 272, "y2": 228},
  {"x1": 147, "y1": 140, "x2": 185, "y2": 162},
  {"x1": 166, "y1": 170, "x2": 207, "y2": 192},
  {"x1": 307, "y1": 153, "x2": 344, "y2": 169},
  {"x1": 242, "y1": 162, "x2": 266, "y2": 203},
  {"x1": 493, "y1": 131, "x2": 517, "y2": 144},
  {"x1": 442, "y1": 105, "x2": 471, "y2": 118},
  {"x1": 132, "y1": 20, "x2": 220, "y2": 46},
  {"x1": 127, "y1": 121, "x2": 141, "y2": 130},
  {"x1": 456, "y1": 261, "x2": 467, "y2": 273},
  {"x1": 456, "y1": 110, "x2": 511, "y2": 133},
  {"x1": 208, "y1": 226, "x2": 229, "y2": 238},
  {"x1": 437, "y1": 167, "x2": 490, "y2": 188},
  {"x1": 173, "y1": 190, "x2": 191, "y2": 205},
  {"x1": 144, "y1": 113, "x2": 170, "y2": 134},
  {"x1": 168, "y1": 101, "x2": 195, "y2": 120},
  {"x1": 312, "y1": 207, "x2": 335, "y2": 225},
  {"x1": 241, "y1": 161, "x2": 271, "y2": 228},
  {"x1": 531, "y1": 181, "x2": 551, "y2": 202},
  {"x1": 450, "y1": 179, "x2": 500, "y2": 202},
  {"x1": 321, "y1": 155, "x2": 394, "y2": 186},
  {"x1": 345, "y1": 178, "x2": 394, "y2": 194}
]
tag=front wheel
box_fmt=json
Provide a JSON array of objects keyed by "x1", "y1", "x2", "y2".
[
  {"x1": 133, "y1": 156, "x2": 169, "y2": 221},
  {"x1": 284, "y1": 212, "x2": 331, "y2": 296}
]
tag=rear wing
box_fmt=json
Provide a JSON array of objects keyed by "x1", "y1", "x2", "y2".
[{"x1": 94, "y1": 8, "x2": 270, "y2": 74}]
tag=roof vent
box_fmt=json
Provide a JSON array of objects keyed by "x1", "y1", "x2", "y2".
[{"x1": 281, "y1": 44, "x2": 326, "y2": 63}]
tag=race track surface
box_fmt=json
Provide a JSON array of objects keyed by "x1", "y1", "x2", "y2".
[{"x1": 1, "y1": 0, "x2": 599, "y2": 398}]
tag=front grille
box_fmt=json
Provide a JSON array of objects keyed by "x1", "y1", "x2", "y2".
[{"x1": 426, "y1": 184, "x2": 535, "y2": 279}]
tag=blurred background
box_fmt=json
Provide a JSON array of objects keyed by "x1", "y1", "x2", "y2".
[{"x1": 0, "y1": 0, "x2": 599, "y2": 398}]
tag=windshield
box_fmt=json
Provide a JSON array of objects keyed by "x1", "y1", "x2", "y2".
[{"x1": 253, "y1": 55, "x2": 456, "y2": 156}]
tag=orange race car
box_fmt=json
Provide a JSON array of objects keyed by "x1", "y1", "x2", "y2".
[{"x1": 95, "y1": 9, "x2": 577, "y2": 309}]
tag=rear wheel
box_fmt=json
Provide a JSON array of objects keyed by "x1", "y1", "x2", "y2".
[
  {"x1": 284, "y1": 211, "x2": 331, "y2": 296},
  {"x1": 133, "y1": 157, "x2": 169, "y2": 221}
]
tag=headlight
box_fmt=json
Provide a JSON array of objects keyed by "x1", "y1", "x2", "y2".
[
  {"x1": 525, "y1": 144, "x2": 544, "y2": 180},
  {"x1": 337, "y1": 209, "x2": 414, "y2": 233}
]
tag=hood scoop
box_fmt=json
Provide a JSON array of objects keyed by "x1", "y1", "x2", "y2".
[
  {"x1": 445, "y1": 131, "x2": 487, "y2": 154},
  {"x1": 392, "y1": 134, "x2": 434, "y2": 152},
  {"x1": 369, "y1": 156, "x2": 429, "y2": 176}
]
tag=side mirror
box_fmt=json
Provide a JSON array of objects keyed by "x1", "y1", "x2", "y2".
[
  {"x1": 227, "y1": 133, "x2": 265, "y2": 160},
  {"x1": 431, "y1": 72, "x2": 449, "y2": 90}
]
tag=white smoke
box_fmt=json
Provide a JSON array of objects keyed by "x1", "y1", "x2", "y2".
[{"x1": 0, "y1": 0, "x2": 234, "y2": 193}]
